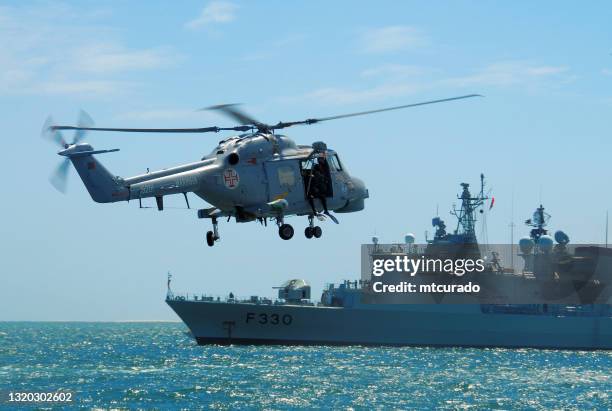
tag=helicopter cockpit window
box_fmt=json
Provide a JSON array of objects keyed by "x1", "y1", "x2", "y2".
[{"x1": 328, "y1": 154, "x2": 342, "y2": 171}]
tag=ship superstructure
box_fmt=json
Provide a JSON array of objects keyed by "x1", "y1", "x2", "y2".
[{"x1": 167, "y1": 178, "x2": 612, "y2": 349}]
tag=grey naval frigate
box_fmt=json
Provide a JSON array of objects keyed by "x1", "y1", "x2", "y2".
[{"x1": 167, "y1": 177, "x2": 612, "y2": 349}]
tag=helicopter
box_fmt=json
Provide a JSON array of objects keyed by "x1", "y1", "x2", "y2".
[{"x1": 45, "y1": 94, "x2": 480, "y2": 246}]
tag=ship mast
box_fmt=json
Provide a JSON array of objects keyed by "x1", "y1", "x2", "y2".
[{"x1": 450, "y1": 173, "x2": 489, "y2": 244}]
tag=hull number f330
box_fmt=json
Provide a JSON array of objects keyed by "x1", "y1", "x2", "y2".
[{"x1": 246, "y1": 312, "x2": 292, "y2": 325}]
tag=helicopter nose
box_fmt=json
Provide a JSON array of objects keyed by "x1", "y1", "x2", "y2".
[
  {"x1": 335, "y1": 177, "x2": 368, "y2": 213},
  {"x1": 351, "y1": 177, "x2": 368, "y2": 199}
]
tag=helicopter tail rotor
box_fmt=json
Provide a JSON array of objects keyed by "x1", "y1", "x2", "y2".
[
  {"x1": 42, "y1": 116, "x2": 67, "y2": 148},
  {"x1": 43, "y1": 110, "x2": 95, "y2": 193},
  {"x1": 49, "y1": 157, "x2": 71, "y2": 193}
]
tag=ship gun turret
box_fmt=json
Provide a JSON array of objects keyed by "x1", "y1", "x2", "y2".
[{"x1": 275, "y1": 279, "x2": 311, "y2": 304}]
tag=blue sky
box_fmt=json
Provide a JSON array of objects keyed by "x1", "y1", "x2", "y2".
[{"x1": 1, "y1": 1, "x2": 611, "y2": 320}]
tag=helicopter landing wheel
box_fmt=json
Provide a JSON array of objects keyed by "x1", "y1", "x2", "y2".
[
  {"x1": 313, "y1": 226, "x2": 322, "y2": 238},
  {"x1": 279, "y1": 224, "x2": 294, "y2": 240},
  {"x1": 206, "y1": 231, "x2": 215, "y2": 247},
  {"x1": 305, "y1": 227, "x2": 314, "y2": 239}
]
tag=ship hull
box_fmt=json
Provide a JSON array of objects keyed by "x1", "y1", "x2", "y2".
[{"x1": 167, "y1": 300, "x2": 612, "y2": 350}]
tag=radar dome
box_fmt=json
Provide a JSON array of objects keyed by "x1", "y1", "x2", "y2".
[
  {"x1": 537, "y1": 235, "x2": 554, "y2": 253},
  {"x1": 519, "y1": 237, "x2": 535, "y2": 254},
  {"x1": 404, "y1": 233, "x2": 416, "y2": 244},
  {"x1": 372, "y1": 236, "x2": 379, "y2": 245},
  {"x1": 554, "y1": 230, "x2": 570, "y2": 245}
]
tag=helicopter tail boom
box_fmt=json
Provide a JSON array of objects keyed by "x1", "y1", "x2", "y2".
[{"x1": 62, "y1": 145, "x2": 128, "y2": 203}]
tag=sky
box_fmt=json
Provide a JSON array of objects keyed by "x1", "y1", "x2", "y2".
[{"x1": 1, "y1": 1, "x2": 611, "y2": 320}]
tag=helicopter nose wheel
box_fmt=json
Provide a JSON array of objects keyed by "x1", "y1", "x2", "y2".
[
  {"x1": 279, "y1": 223, "x2": 294, "y2": 240},
  {"x1": 206, "y1": 217, "x2": 220, "y2": 247}
]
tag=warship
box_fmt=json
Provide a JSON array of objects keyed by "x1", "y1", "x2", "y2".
[{"x1": 167, "y1": 177, "x2": 612, "y2": 349}]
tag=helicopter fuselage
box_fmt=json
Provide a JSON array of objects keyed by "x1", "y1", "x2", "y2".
[
  {"x1": 185, "y1": 133, "x2": 368, "y2": 220},
  {"x1": 65, "y1": 132, "x2": 368, "y2": 224}
]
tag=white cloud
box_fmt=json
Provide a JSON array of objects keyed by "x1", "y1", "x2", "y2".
[
  {"x1": 116, "y1": 108, "x2": 211, "y2": 122},
  {"x1": 185, "y1": 1, "x2": 238, "y2": 30},
  {"x1": 38, "y1": 80, "x2": 127, "y2": 95},
  {"x1": 361, "y1": 64, "x2": 428, "y2": 78},
  {"x1": 361, "y1": 26, "x2": 427, "y2": 53},
  {"x1": 0, "y1": 4, "x2": 179, "y2": 97},
  {"x1": 292, "y1": 63, "x2": 435, "y2": 105},
  {"x1": 290, "y1": 60, "x2": 571, "y2": 106},
  {"x1": 443, "y1": 61, "x2": 570, "y2": 88},
  {"x1": 240, "y1": 33, "x2": 308, "y2": 62},
  {"x1": 302, "y1": 83, "x2": 422, "y2": 105},
  {"x1": 73, "y1": 44, "x2": 177, "y2": 74},
  {"x1": 525, "y1": 66, "x2": 567, "y2": 76}
]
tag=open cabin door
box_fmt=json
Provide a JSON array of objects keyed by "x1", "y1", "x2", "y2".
[{"x1": 300, "y1": 155, "x2": 334, "y2": 199}]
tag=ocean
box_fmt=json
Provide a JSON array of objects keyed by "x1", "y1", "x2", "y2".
[{"x1": 1, "y1": 322, "x2": 610, "y2": 409}]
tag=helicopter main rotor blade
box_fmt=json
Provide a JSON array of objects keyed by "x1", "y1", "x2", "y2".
[
  {"x1": 48, "y1": 94, "x2": 481, "y2": 136},
  {"x1": 270, "y1": 94, "x2": 483, "y2": 130},
  {"x1": 205, "y1": 104, "x2": 268, "y2": 129},
  {"x1": 50, "y1": 125, "x2": 253, "y2": 133}
]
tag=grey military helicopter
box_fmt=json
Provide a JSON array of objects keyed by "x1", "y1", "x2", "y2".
[{"x1": 45, "y1": 94, "x2": 480, "y2": 246}]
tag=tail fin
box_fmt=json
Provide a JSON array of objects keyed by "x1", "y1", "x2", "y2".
[{"x1": 62, "y1": 144, "x2": 127, "y2": 203}]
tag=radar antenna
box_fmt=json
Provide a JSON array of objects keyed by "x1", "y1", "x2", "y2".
[{"x1": 525, "y1": 204, "x2": 550, "y2": 240}]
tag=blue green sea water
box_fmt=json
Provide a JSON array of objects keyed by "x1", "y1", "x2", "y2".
[{"x1": 1, "y1": 322, "x2": 610, "y2": 409}]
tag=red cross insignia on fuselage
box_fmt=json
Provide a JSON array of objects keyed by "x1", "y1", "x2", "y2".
[{"x1": 223, "y1": 168, "x2": 240, "y2": 189}]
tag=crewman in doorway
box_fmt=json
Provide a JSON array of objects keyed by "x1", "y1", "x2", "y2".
[{"x1": 307, "y1": 160, "x2": 330, "y2": 215}]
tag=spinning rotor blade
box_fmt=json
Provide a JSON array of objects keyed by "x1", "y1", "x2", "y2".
[
  {"x1": 50, "y1": 107, "x2": 252, "y2": 134},
  {"x1": 73, "y1": 110, "x2": 94, "y2": 144},
  {"x1": 50, "y1": 158, "x2": 70, "y2": 193},
  {"x1": 48, "y1": 94, "x2": 481, "y2": 136},
  {"x1": 51, "y1": 125, "x2": 253, "y2": 134},
  {"x1": 44, "y1": 110, "x2": 96, "y2": 194},
  {"x1": 41, "y1": 116, "x2": 67, "y2": 147},
  {"x1": 43, "y1": 110, "x2": 94, "y2": 146},
  {"x1": 270, "y1": 94, "x2": 483, "y2": 130},
  {"x1": 205, "y1": 104, "x2": 266, "y2": 128}
]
